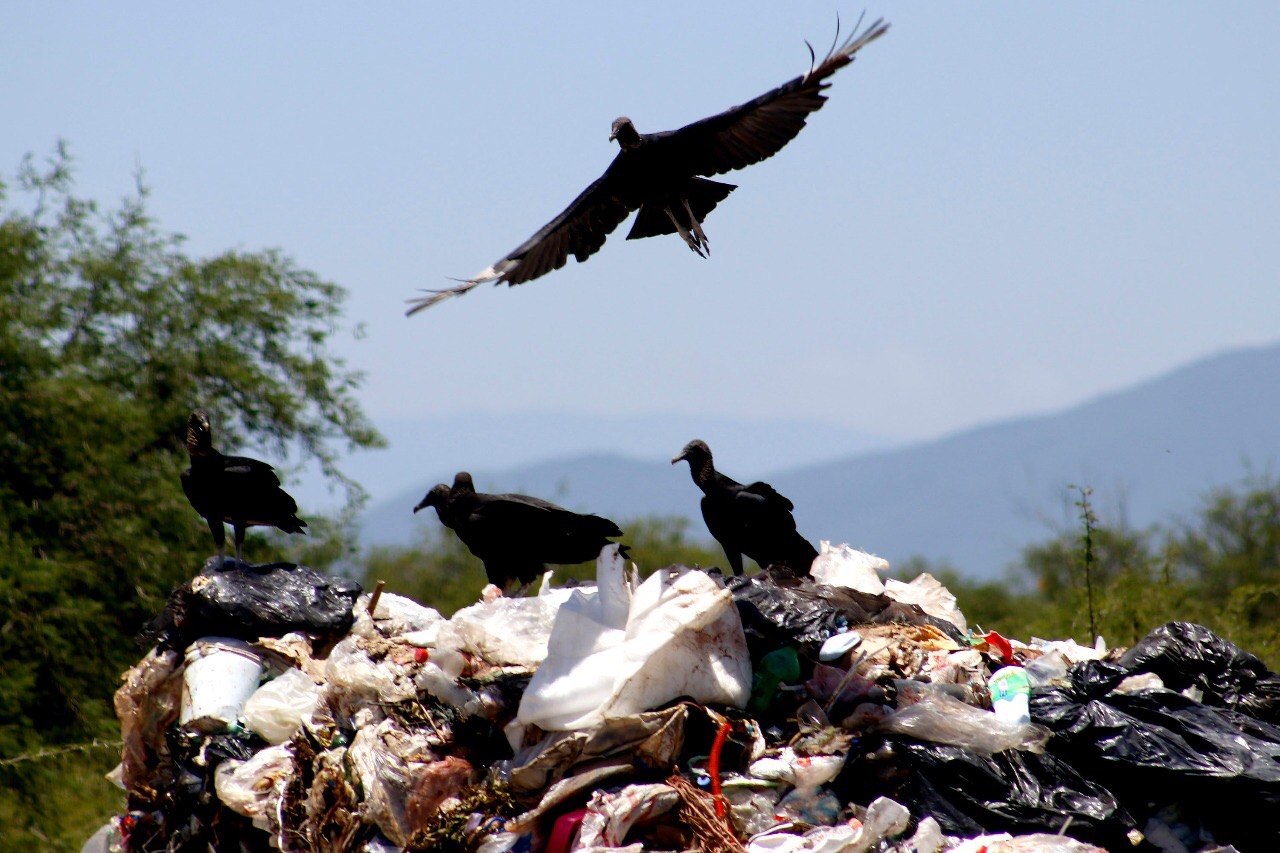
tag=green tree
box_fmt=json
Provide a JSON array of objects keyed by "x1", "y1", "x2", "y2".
[
  {"x1": 1171, "y1": 472, "x2": 1280, "y2": 662},
  {"x1": 953, "y1": 476, "x2": 1280, "y2": 664},
  {"x1": 0, "y1": 144, "x2": 382, "y2": 849}
]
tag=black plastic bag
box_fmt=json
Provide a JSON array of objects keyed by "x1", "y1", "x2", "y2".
[
  {"x1": 729, "y1": 567, "x2": 965, "y2": 658},
  {"x1": 1035, "y1": 667, "x2": 1280, "y2": 785},
  {"x1": 1032, "y1": 646, "x2": 1280, "y2": 847},
  {"x1": 144, "y1": 558, "x2": 362, "y2": 649},
  {"x1": 837, "y1": 734, "x2": 1135, "y2": 848},
  {"x1": 1118, "y1": 621, "x2": 1280, "y2": 723}
]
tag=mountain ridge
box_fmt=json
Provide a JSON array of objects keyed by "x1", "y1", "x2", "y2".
[{"x1": 363, "y1": 342, "x2": 1280, "y2": 578}]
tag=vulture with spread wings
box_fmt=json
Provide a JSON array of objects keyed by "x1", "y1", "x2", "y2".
[{"x1": 407, "y1": 17, "x2": 888, "y2": 314}]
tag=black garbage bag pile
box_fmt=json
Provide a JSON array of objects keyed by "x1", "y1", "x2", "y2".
[{"x1": 86, "y1": 548, "x2": 1269, "y2": 853}]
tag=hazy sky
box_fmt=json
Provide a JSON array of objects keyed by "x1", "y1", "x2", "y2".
[{"x1": 5, "y1": 3, "x2": 1278, "y2": 453}]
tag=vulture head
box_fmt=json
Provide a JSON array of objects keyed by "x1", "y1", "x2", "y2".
[
  {"x1": 672, "y1": 439, "x2": 713, "y2": 467},
  {"x1": 413, "y1": 483, "x2": 452, "y2": 515},
  {"x1": 451, "y1": 471, "x2": 476, "y2": 495},
  {"x1": 609, "y1": 117, "x2": 641, "y2": 149},
  {"x1": 186, "y1": 409, "x2": 213, "y2": 458},
  {"x1": 672, "y1": 438, "x2": 717, "y2": 478}
]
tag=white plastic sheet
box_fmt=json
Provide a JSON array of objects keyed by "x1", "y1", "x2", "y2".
[{"x1": 517, "y1": 546, "x2": 751, "y2": 731}]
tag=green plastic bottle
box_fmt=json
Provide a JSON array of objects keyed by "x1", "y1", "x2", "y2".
[{"x1": 749, "y1": 646, "x2": 801, "y2": 713}]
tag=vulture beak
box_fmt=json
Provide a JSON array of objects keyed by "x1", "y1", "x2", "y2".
[
  {"x1": 671, "y1": 451, "x2": 686, "y2": 465},
  {"x1": 608, "y1": 131, "x2": 617, "y2": 142}
]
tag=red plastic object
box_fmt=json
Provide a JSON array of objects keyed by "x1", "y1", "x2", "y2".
[
  {"x1": 983, "y1": 631, "x2": 1016, "y2": 664},
  {"x1": 413, "y1": 647, "x2": 429, "y2": 664},
  {"x1": 546, "y1": 807, "x2": 589, "y2": 853},
  {"x1": 708, "y1": 721, "x2": 732, "y2": 819}
]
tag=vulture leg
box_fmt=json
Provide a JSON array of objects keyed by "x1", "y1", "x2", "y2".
[
  {"x1": 682, "y1": 198, "x2": 711, "y2": 256},
  {"x1": 233, "y1": 522, "x2": 246, "y2": 566},
  {"x1": 664, "y1": 207, "x2": 707, "y2": 258},
  {"x1": 207, "y1": 518, "x2": 226, "y2": 564}
]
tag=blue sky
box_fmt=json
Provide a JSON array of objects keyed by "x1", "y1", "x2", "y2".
[{"x1": 5, "y1": 4, "x2": 1277, "y2": 489}]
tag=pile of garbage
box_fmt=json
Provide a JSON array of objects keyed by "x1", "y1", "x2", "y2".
[{"x1": 84, "y1": 544, "x2": 1280, "y2": 853}]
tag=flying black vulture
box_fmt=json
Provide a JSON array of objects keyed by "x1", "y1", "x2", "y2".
[
  {"x1": 181, "y1": 408, "x2": 307, "y2": 565},
  {"x1": 413, "y1": 471, "x2": 625, "y2": 591},
  {"x1": 672, "y1": 439, "x2": 817, "y2": 577},
  {"x1": 406, "y1": 16, "x2": 889, "y2": 314}
]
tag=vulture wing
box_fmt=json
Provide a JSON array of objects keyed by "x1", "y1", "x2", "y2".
[
  {"x1": 740, "y1": 480, "x2": 797, "y2": 515},
  {"x1": 406, "y1": 163, "x2": 637, "y2": 314},
  {"x1": 222, "y1": 456, "x2": 284, "y2": 489},
  {"x1": 650, "y1": 17, "x2": 888, "y2": 177}
]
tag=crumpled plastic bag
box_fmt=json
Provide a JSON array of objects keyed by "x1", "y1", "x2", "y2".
[
  {"x1": 509, "y1": 705, "x2": 689, "y2": 794},
  {"x1": 809, "y1": 541, "x2": 889, "y2": 594},
  {"x1": 324, "y1": 633, "x2": 418, "y2": 714},
  {"x1": 1117, "y1": 621, "x2": 1280, "y2": 722},
  {"x1": 869, "y1": 737, "x2": 1134, "y2": 847},
  {"x1": 1032, "y1": 639, "x2": 1280, "y2": 849},
  {"x1": 450, "y1": 575, "x2": 575, "y2": 667},
  {"x1": 364, "y1": 591, "x2": 445, "y2": 636},
  {"x1": 746, "y1": 798, "x2": 909, "y2": 853},
  {"x1": 883, "y1": 573, "x2": 966, "y2": 634},
  {"x1": 517, "y1": 546, "x2": 750, "y2": 731},
  {"x1": 749, "y1": 747, "x2": 845, "y2": 791},
  {"x1": 879, "y1": 685, "x2": 1050, "y2": 755},
  {"x1": 243, "y1": 667, "x2": 322, "y2": 744},
  {"x1": 347, "y1": 718, "x2": 475, "y2": 846},
  {"x1": 213, "y1": 744, "x2": 295, "y2": 835},
  {"x1": 730, "y1": 568, "x2": 966, "y2": 658},
  {"x1": 143, "y1": 559, "x2": 362, "y2": 650},
  {"x1": 576, "y1": 783, "x2": 680, "y2": 849},
  {"x1": 113, "y1": 648, "x2": 183, "y2": 794}
]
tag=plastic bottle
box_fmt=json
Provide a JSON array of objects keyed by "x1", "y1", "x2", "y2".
[{"x1": 750, "y1": 647, "x2": 801, "y2": 713}]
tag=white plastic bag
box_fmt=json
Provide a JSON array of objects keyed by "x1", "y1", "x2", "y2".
[
  {"x1": 243, "y1": 667, "x2": 322, "y2": 744},
  {"x1": 214, "y1": 745, "x2": 295, "y2": 833},
  {"x1": 809, "y1": 542, "x2": 889, "y2": 594},
  {"x1": 884, "y1": 573, "x2": 967, "y2": 633},
  {"x1": 450, "y1": 575, "x2": 575, "y2": 667},
  {"x1": 517, "y1": 546, "x2": 751, "y2": 731}
]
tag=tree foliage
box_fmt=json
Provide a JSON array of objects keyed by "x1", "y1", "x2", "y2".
[
  {"x1": 0, "y1": 145, "x2": 381, "y2": 845},
  {"x1": 934, "y1": 473, "x2": 1280, "y2": 665}
]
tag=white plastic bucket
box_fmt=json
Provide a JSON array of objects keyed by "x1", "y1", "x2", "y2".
[{"x1": 180, "y1": 637, "x2": 265, "y2": 733}]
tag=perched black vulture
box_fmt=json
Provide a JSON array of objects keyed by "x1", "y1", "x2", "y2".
[
  {"x1": 407, "y1": 16, "x2": 889, "y2": 313},
  {"x1": 181, "y1": 409, "x2": 307, "y2": 565},
  {"x1": 413, "y1": 471, "x2": 625, "y2": 591},
  {"x1": 672, "y1": 439, "x2": 817, "y2": 577}
]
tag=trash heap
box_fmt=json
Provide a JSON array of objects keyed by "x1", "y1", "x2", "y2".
[{"x1": 86, "y1": 543, "x2": 1280, "y2": 853}]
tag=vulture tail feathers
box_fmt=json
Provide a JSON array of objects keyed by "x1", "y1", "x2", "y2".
[
  {"x1": 625, "y1": 178, "x2": 736, "y2": 242},
  {"x1": 406, "y1": 262, "x2": 513, "y2": 315}
]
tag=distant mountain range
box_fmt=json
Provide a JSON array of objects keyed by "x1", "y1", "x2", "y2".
[{"x1": 359, "y1": 343, "x2": 1280, "y2": 579}]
